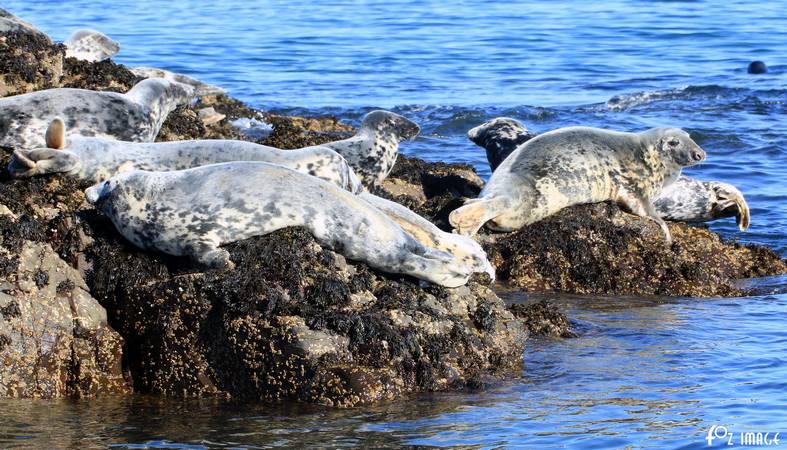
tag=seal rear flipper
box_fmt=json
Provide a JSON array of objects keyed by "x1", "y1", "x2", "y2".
[
  {"x1": 449, "y1": 197, "x2": 510, "y2": 236},
  {"x1": 735, "y1": 196, "x2": 751, "y2": 231},
  {"x1": 8, "y1": 150, "x2": 37, "y2": 177},
  {"x1": 416, "y1": 248, "x2": 472, "y2": 288}
]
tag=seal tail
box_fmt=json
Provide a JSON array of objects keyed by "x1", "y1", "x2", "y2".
[{"x1": 449, "y1": 197, "x2": 510, "y2": 236}]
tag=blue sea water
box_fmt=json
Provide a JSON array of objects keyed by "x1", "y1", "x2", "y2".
[{"x1": 1, "y1": 0, "x2": 786, "y2": 448}]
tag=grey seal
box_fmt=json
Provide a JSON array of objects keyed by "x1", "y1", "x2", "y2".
[
  {"x1": 129, "y1": 67, "x2": 225, "y2": 98},
  {"x1": 747, "y1": 61, "x2": 767, "y2": 75},
  {"x1": 63, "y1": 29, "x2": 120, "y2": 62},
  {"x1": 322, "y1": 110, "x2": 420, "y2": 188},
  {"x1": 470, "y1": 117, "x2": 749, "y2": 231},
  {"x1": 8, "y1": 118, "x2": 362, "y2": 193},
  {"x1": 450, "y1": 125, "x2": 706, "y2": 242},
  {"x1": 655, "y1": 176, "x2": 750, "y2": 231},
  {"x1": 0, "y1": 78, "x2": 195, "y2": 149},
  {"x1": 85, "y1": 162, "x2": 472, "y2": 287}
]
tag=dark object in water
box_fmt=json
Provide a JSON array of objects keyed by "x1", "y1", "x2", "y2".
[{"x1": 747, "y1": 61, "x2": 767, "y2": 74}]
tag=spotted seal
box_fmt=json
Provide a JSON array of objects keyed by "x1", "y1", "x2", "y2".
[
  {"x1": 85, "y1": 162, "x2": 472, "y2": 287},
  {"x1": 321, "y1": 110, "x2": 420, "y2": 188},
  {"x1": 63, "y1": 29, "x2": 120, "y2": 62},
  {"x1": 470, "y1": 117, "x2": 749, "y2": 230},
  {"x1": 450, "y1": 125, "x2": 706, "y2": 241},
  {"x1": 0, "y1": 78, "x2": 194, "y2": 149},
  {"x1": 129, "y1": 67, "x2": 225, "y2": 97},
  {"x1": 9, "y1": 118, "x2": 362, "y2": 192},
  {"x1": 358, "y1": 192, "x2": 495, "y2": 279},
  {"x1": 655, "y1": 176, "x2": 750, "y2": 231}
]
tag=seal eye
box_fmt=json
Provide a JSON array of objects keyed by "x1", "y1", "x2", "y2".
[{"x1": 668, "y1": 138, "x2": 680, "y2": 147}]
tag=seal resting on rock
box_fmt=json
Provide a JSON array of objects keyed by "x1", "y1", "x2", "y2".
[
  {"x1": 129, "y1": 67, "x2": 225, "y2": 97},
  {"x1": 9, "y1": 118, "x2": 362, "y2": 193},
  {"x1": 470, "y1": 117, "x2": 749, "y2": 230},
  {"x1": 655, "y1": 176, "x2": 750, "y2": 231},
  {"x1": 0, "y1": 78, "x2": 195, "y2": 149},
  {"x1": 321, "y1": 110, "x2": 420, "y2": 188},
  {"x1": 85, "y1": 162, "x2": 472, "y2": 287},
  {"x1": 63, "y1": 29, "x2": 120, "y2": 62},
  {"x1": 451, "y1": 125, "x2": 706, "y2": 241}
]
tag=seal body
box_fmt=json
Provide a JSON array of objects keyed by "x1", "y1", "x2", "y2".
[
  {"x1": 470, "y1": 117, "x2": 749, "y2": 231},
  {"x1": 85, "y1": 162, "x2": 471, "y2": 287},
  {"x1": 9, "y1": 126, "x2": 362, "y2": 193},
  {"x1": 0, "y1": 78, "x2": 194, "y2": 149},
  {"x1": 655, "y1": 176, "x2": 750, "y2": 231},
  {"x1": 322, "y1": 110, "x2": 420, "y2": 188},
  {"x1": 748, "y1": 61, "x2": 767, "y2": 74},
  {"x1": 130, "y1": 67, "x2": 224, "y2": 97},
  {"x1": 63, "y1": 29, "x2": 120, "y2": 62},
  {"x1": 451, "y1": 126, "x2": 706, "y2": 241}
]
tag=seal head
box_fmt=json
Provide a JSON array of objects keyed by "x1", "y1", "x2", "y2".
[
  {"x1": 63, "y1": 29, "x2": 120, "y2": 62},
  {"x1": 323, "y1": 110, "x2": 420, "y2": 188},
  {"x1": 467, "y1": 117, "x2": 536, "y2": 171}
]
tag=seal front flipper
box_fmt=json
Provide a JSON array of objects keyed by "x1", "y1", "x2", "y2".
[
  {"x1": 449, "y1": 197, "x2": 512, "y2": 236},
  {"x1": 193, "y1": 246, "x2": 235, "y2": 271},
  {"x1": 615, "y1": 189, "x2": 672, "y2": 243}
]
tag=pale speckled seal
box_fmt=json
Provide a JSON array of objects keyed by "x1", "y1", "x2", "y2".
[
  {"x1": 451, "y1": 125, "x2": 706, "y2": 242},
  {"x1": 129, "y1": 67, "x2": 225, "y2": 97},
  {"x1": 85, "y1": 162, "x2": 472, "y2": 287},
  {"x1": 9, "y1": 118, "x2": 362, "y2": 193},
  {"x1": 63, "y1": 29, "x2": 120, "y2": 62},
  {"x1": 470, "y1": 117, "x2": 749, "y2": 231},
  {"x1": 358, "y1": 192, "x2": 495, "y2": 279},
  {"x1": 655, "y1": 176, "x2": 750, "y2": 231},
  {"x1": 321, "y1": 110, "x2": 420, "y2": 188},
  {"x1": 0, "y1": 78, "x2": 194, "y2": 149}
]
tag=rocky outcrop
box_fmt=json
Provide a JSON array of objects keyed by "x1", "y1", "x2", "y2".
[
  {"x1": 485, "y1": 202, "x2": 786, "y2": 297},
  {"x1": 0, "y1": 207, "x2": 128, "y2": 398},
  {"x1": 1, "y1": 9, "x2": 784, "y2": 405},
  {"x1": 0, "y1": 22, "x2": 63, "y2": 97}
]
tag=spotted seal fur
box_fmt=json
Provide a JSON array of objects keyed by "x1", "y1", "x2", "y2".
[
  {"x1": 129, "y1": 67, "x2": 225, "y2": 97},
  {"x1": 655, "y1": 176, "x2": 750, "y2": 231},
  {"x1": 85, "y1": 162, "x2": 472, "y2": 287},
  {"x1": 9, "y1": 118, "x2": 362, "y2": 193},
  {"x1": 63, "y1": 29, "x2": 120, "y2": 62},
  {"x1": 470, "y1": 117, "x2": 748, "y2": 230},
  {"x1": 321, "y1": 110, "x2": 420, "y2": 188},
  {"x1": 451, "y1": 125, "x2": 706, "y2": 241},
  {"x1": 0, "y1": 78, "x2": 195, "y2": 149}
]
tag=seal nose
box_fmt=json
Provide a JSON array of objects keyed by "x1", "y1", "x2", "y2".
[{"x1": 692, "y1": 149, "x2": 705, "y2": 162}]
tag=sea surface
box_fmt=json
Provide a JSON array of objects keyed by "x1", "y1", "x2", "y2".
[{"x1": 2, "y1": 0, "x2": 786, "y2": 448}]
